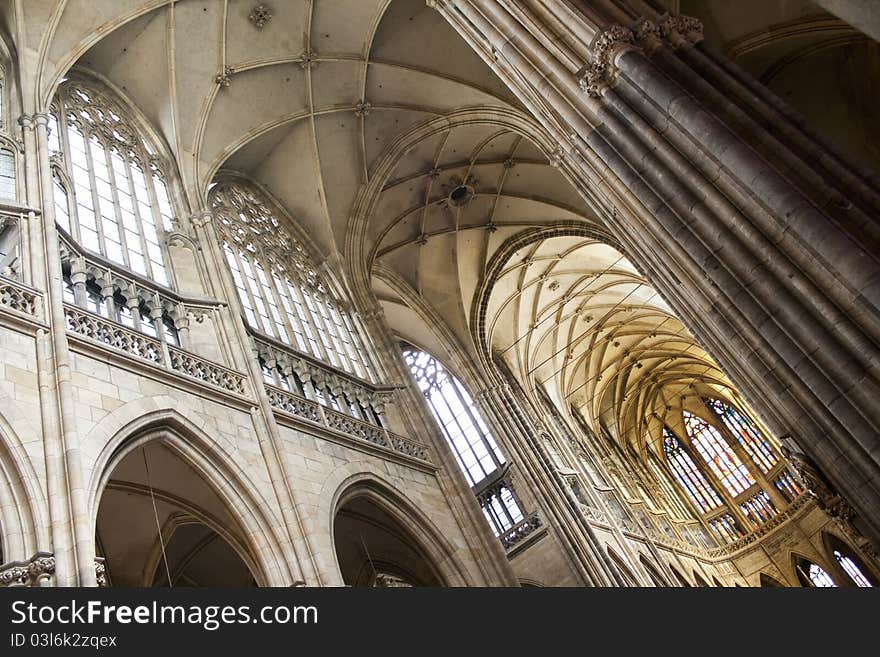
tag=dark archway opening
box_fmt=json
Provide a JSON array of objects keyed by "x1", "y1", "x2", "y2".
[
  {"x1": 95, "y1": 441, "x2": 258, "y2": 587},
  {"x1": 333, "y1": 495, "x2": 442, "y2": 587}
]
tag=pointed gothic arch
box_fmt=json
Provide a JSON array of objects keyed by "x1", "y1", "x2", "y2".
[
  {"x1": 88, "y1": 403, "x2": 295, "y2": 586},
  {"x1": 330, "y1": 475, "x2": 473, "y2": 587}
]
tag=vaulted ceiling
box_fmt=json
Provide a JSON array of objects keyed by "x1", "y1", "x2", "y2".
[{"x1": 3, "y1": 0, "x2": 875, "y2": 455}]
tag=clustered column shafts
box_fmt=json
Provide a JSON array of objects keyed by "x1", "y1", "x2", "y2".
[
  {"x1": 429, "y1": 0, "x2": 880, "y2": 545},
  {"x1": 189, "y1": 210, "x2": 315, "y2": 587},
  {"x1": 27, "y1": 113, "x2": 96, "y2": 585}
]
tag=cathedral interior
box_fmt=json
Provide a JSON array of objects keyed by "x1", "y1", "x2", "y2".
[{"x1": 0, "y1": 0, "x2": 878, "y2": 588}]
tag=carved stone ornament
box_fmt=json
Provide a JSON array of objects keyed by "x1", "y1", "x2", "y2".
[
  {"x1": 0, "y1": 552, "x2": 56, "y2": 587},
  {"x1": 248, "y1": 4, "x2": 273, "y2": 29},
  {"x1": 215, "y1": 66, "x2": 235, "y2": 87},
  {"x1": 658, "y1": 12, "x2": 704, "y2": 47},
  {"x1": 578, "y1": 25, "x2": 636, "y2": 98}
]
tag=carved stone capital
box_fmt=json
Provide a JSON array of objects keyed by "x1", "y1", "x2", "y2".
[
  {"x1": 0, "y1": 552, "x2": 56, "y2": 587},
  {"x1": 191, "y1": 210, "x2": 214, "y2": 229},
  {"x1": 578, "y1": 25, "x2": 637, "y2": 98},
  {"x1": 658, "y1": 12, "x2": 704, "y2": 48}
]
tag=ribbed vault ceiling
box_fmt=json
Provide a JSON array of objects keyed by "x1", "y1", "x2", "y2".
[
  {"x1": 482, "y1": 234, "x2": 740, "y2": 457},
  {"x1": 7, "y1": 0, "x2": 873, "y2": 456}
]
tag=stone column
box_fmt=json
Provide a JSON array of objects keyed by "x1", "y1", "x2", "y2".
[
  {"x1": 189, "y1": 210, "x2": 315, "y2": 586},
  {"x1": 29, "y1": 113, "x2": 96, "y2": 585},
  {"x1": 431, "y1": 0, "x2": 880, "y2": 544}
]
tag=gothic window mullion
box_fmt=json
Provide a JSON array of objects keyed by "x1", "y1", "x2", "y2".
[
  {"x1": 121, "y1": 155, "x2": 153, "y2": 280},
  {"x1": 453, "y1": 380, "x2": 504, "y2": 473},
  {"x1": 427, "y1": 387, "x2": 484, "y2": 485},
  {"x1": 143, "y1": 165, "x2": 172, "y2": 285},
  {"x1": 679, "y1": 433, "x2": 750, "y2": 530},
  {"x1": 287, "y1": 278, "x2": 321, "y2": 358},
  {"x1": 236, "y1": 250, "x2": 269, "y2": 334},
  {"x1": 274, "y1": 273, "x2": 308, "y2": 352},
  {"x1": 293, "y1": 283, "x2": 332, "y2": 363},
  {"x1": 700, "y1": 405, "x2": 777, "y2": 501},
  {"x1": 344, "y1": 311, "x2": 375, "y2": 381},
  {"x1": 304, "y1": 286, "x2": 339, "y2": 368},
  {"x1": 70, "y1": 123, "x2": 104, "y2": 254},
  {"x1": 102, "y1": 143, "x2": 135, "y2": 271},
  {"x1": 259, "y1": 263, "x2": 291, "y2": 344}
]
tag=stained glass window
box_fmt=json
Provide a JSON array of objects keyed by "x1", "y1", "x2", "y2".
[
  {"x1": 706, "y1": 398, "x2": 778, "y2": 473},
  {"x1": 709, "y1": 514, "x2": 741, "y2": 543},
  {"x1": 834, "y1": 551, "x2": 872, "y2": 587},
  {"x1": 683, "y1": 411, "x2": 755, "y2": 496},
  {"x1": 49, "y1": 81, "x2": 173, "y2": 286},
  {"x1": 662, "y1": 427, "x2": 722, "y2": 513},
  {"x1": 739, "y1": 489, "x2": 777, "y2": 528},
  {"x1": 210, "y1": 179, "x2": 374, "y2": 381},
  {"x1": 403, "y1": 346, "x2": 524, "y2": 536},
  {"x1": 807, "y1": 563, "x2": 836, "y2": 588},
  {"x1": 773, "y1": 470, "x2": 803, "y2": 502}
]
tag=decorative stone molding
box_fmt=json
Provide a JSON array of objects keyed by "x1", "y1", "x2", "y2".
[
  {"x1": 0, "y1": 552, "x2": 56, "y2": 587},
  {"x1": 354, "y1": 101, "x2": 372, "y2": 118},
  {"x1": 579, "y1": 13, "x2": 704, "y2": 97},
  {"x1": 248, "y1": 4, "x2": 272, "y2": 29},
  {"x1": 0, "y1": 276, "x2": 39, "y2": 316},
  {"x1": 706, "y1": 493, "x2": 814, "y2": 558},
  {"x1": 215, "y1": 66, "x2": 235, "y2": 87},
  {"x1": 299, "y1": 51, "x2": 318, "y2": 70},
  {"x1": 657, "y1": 12, "x2": 704, "y2": 48},
  {"x1": 500, "y1": 511, "x2": 543, "y2": 550},
  {"x1": 578, "y1": 25, "x2": 636, "y2": 98},
  {"x1": 94, "y1": 558, "x2": 108, "y2": 587}
]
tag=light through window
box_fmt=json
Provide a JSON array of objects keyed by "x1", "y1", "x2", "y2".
[
  {"x1": 834, "y1": 550, "x2": 872, "y2": 587},
  {"x1": 807, "y1": 563, "x2": 836, "y2": 588},
  {"x1": 49, "y1": 81, "x2": 174, "y2": 287},
  {"x1": 210, "y1": 180, "x2": 374, "y2": 381},
  {"x1": 662, "y1": 427, "x2": 722, "y2": 513},
  {"x1": 683, "y1": 411, "x2": 755, "y2": 496},
  {"x1": 706, "y1": 398, "x2": 778, "y2": 473},
  {"x1": 402, "y1": 346, "x2": 524, "y2": 536}
]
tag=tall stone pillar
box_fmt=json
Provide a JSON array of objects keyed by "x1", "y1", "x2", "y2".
[
  {"x1": 25, "y1": 113, "x2": 96, "y2": 585},
  {"x1": 429, "y1": 0, "x2": 880, "y2": 543}
]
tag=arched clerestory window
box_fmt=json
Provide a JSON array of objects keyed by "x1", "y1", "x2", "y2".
[
  {"x1": 209, "y1": 179, "x2": 374, "y2": 381},
  {"x1": 833, "y1": 550, "x2": 873, "y2": 587},
  {"x1": 662, "y1": 426, "x2": 722, "y2": 514},
  {"x1": 49, "y1": 80, "x2": 176, "y2": 287},
  {"x1": 705, "y1": 398, "x2": 778, "y2": 472},
  {"x1": 682, "y1": 411, "x2": 755, "y2": 497},
  {"x1": 402, "y1": 346, "x2": 526, "y2": 537}
]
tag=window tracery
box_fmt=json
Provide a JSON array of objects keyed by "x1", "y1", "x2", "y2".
[
  {"x1": 682, "y1": 411, "x2": 755, "y2": 497},
  {"x1": 402, "y1": 346, "x2": 525, "y2": 537},
  {"x1": 49, "y1": 81, "x2": 175, "y2": 287},
  {"x1": 807, "y1": 563, "x2": 836, "y2": 588},
  {"x1": 705, "y1": 398, "x2": 778, "y2": 473},
  {"x1": 210, "y1": 179, "x2": 374, "y2": 381},
  {"x1": 662, "y1": 426, "x2": 722, "y2": 513}
]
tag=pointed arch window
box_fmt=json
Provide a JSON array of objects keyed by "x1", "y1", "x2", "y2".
[
  {"x1": 683, "y1": 411, "x2": 754, "y2": 496},
  {"x1": 662, "y1": 427, "x2": 722, "y2": 513},
  {"x1": 705, "y1": 398, "x2": 778, "y2": 473},
  {"x1": 49, "y1": 81, "x2": 174, "y2": 286},
  {"x1": 834, "y1": 550, "x2": 873, "y2": 587},
  {"x1": 402, "y1": 346, "x2": 524, "y2": 536},
  {"x1": 807, "y1": 563, "x2": 836, "y2": 588},
  {"x1": 210, "y1": 179, "x2": 374, "y2": 381}
]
